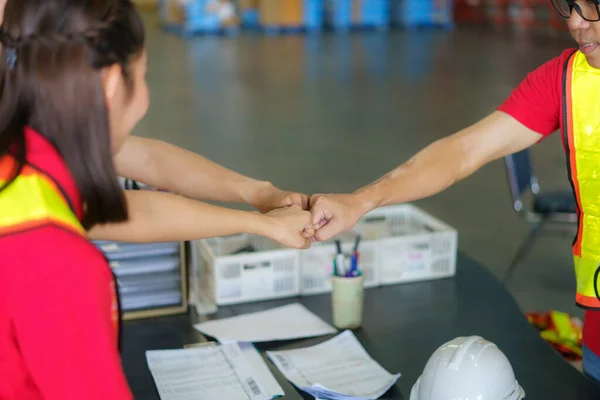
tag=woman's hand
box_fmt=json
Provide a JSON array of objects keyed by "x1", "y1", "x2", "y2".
[{"x1": 260, "y1": 205, "x2": 315, "y2": 249}]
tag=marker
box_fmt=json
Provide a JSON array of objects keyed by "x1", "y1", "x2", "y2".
[{"x1": 336, "y1": 253, "x2": 346, "y2": 276}]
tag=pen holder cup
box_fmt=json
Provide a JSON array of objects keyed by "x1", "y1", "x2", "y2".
[{"x1": 331, "y1": 274, "x2": 365, "y2": 330}]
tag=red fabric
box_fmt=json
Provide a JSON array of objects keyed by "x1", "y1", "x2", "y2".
[
  {"x1": 21, "y1": 126, "x2": 84, "y2": 220},
  {"x1": 0, "y1": 128, "x2": 132, "y2": 400},
  {"x1": 498, "y1": 48, "x2": 600, "y2": 359},
  {"x1": 498, "y1": 48, "x2": 575, "y2": 138}
]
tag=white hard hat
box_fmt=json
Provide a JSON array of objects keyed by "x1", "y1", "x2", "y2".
[{"x1": 410, "y1": 336, "x2": 525, "y2": 400}]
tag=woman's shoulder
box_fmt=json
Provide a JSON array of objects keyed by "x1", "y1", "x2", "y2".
[{"x1": 0, "y1": 225, "x2": 110, "y2": 286}]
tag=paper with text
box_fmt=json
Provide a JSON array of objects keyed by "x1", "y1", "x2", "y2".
[
  {"x1": 146, "y1": 343, "x2": 271, "y2": 400},
  {"x1": 239, "y1": 342, "x2": 284, "y2": 398},
  {"x1": 194, "y1": 303, "x2": 337, "y2": 343},
  {"x1": 267, "y1": 331, "x2": 400, "y2": 400}
]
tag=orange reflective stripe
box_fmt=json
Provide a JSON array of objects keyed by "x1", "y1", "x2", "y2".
[
  {"x1": 0, "y1": 154, "x2": 36, "y2": 178},
  {"x1": 564, "y1": 52, "x2": 584, "y2": 257},
  {"x1": 0, "y1": 216, "x2": 83, "y2": 237},
  {"x1": 576, "y1": 293, "x2": 600, "y2": 309},
  {"x1": 0, "y1": 160, "x2": 85, "y2": 237}
]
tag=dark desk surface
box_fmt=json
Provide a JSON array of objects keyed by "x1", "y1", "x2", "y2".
[{"x1": 122, "y1": 253, "x2": 600, "y2": 399}]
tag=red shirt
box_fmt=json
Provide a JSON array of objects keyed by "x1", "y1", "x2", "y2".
[
  {"x1": 498, "y1": 48, "x2": 600, "y2": 356},
  {"x1": 0, "y1": 128, "x2": 132, "y2": 399}
]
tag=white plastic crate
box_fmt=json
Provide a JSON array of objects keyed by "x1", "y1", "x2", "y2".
[
  {"x1": 363, "y1": 204, "x2": 458, "y2": 285},
  {"x1": 192, "y1": 234, "x2": 300, "y2": 307},
  {"x1": 190, "y1": 204, "x2": 457, "y2": 313}
]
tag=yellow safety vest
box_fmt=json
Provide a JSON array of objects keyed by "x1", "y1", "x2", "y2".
[
  {"x1": 563, "y1": 50, "x2": 600, "y2": 309},
  {"x1": 0, "y1": 153, "x2": 86, "y2": 237}
]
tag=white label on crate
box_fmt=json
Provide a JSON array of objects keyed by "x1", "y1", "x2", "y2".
[
  {"x1": 404, "y1": 242, "x2": 431, "y2": 275},
  {"x1": 242, "y1": 260, "x2": 274, "y2": 298},
  {"x1": 404, "y1": 252, "x2": 426, "y2": 274}
]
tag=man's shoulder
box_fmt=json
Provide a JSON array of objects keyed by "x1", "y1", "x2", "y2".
[{"x1": 521, "y1": 48, "x2": 577, "y2": 89}]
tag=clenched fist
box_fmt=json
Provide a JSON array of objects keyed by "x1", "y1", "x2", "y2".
[
  {"x1": 309, "y1": 193, "x2": 367, "y2": 242},
  {"x1": 263, "y1": 205, "x2": 315, "y2": 249}
]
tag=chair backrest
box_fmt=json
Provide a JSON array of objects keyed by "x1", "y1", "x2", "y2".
[{"x1": 504, "y1": 149, "x2": 539, "y2": 212}]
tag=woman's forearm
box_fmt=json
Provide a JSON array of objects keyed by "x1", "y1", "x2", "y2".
[
  {"x1": 87, "y1": 190, "x2": 268, "y2": 243},
  {"x1": 113, "y1": 136, "x2": 270, "y2": 206}
]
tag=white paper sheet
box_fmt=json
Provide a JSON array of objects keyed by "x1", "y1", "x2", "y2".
[
  {"x1": 239, "y1": 342, "x2": 284, "y2": 399},
  {"x1": 146, "y1": 343, "x2": 271, "y2": 400},
  {"x1": 267, "y1": 331, "x2": 400, "y2": 400},
  {"x1": 194, "y1": 303, "x2": 337, "y2": 343}
]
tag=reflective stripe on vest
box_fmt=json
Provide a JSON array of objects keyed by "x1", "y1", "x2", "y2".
[
  {"x1": 563, "y1": 50, "x2": 600, "y2": 309},
  {"x1": 0, "y1": 154, "x2": 85, "y2": 237}
]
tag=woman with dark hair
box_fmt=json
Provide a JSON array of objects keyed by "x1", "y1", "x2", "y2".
[
  {"x1": 0, "y1": 0, "x2": 313, "y2": 398},
  {"x1": 0, "y1": 0, "x2": 314, "y2": 247}
]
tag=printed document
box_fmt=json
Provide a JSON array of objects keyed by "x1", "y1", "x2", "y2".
[
  {"x1": 146, "y1": 343, "x2": 274, "y2": 400},
  {"x1": 239, "y1": 342, "x2": 284, "y2": 399},
  {"x1": 267, "y1": 331, "x2": 400, "y2": 400}
]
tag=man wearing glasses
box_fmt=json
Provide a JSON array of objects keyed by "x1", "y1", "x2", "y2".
[{"x1": 310, "y1": 0, "x2": 600, "y2": 382}]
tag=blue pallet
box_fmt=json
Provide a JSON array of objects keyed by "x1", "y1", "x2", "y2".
[
  {"x1": 259, "y1": 0, "x2": 324, "y2": 35},
  {"x1": 241, "y1": 9, "x2": 260, "y2": 29},
  {"x1": 160, "y1": 0, "x2": 242, "y2": 38},
  {"x1": 325, "y1": 0, "x2": 389, "y2": 31},
  {"x1": 304, "y1": 0, "x2": 325, "y2": 29},
  {"x1": 391, "y1": 0, "x2": 454, "y2": 29}
]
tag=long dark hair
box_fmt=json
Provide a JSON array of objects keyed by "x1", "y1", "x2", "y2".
[{"x1": 0, "y1": 0, "x2": 145, "y2": 230}]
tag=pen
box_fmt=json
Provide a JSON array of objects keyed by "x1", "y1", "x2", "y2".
[
  {"x1": 353, "y1": 234, "x2": 361, "y2": 253},
  {"x1": 334, "y1": 239, "x2": 345, "y2": 276},
  {"x1": 346, "y1": 253, "x2": 358, "y2": 277}
]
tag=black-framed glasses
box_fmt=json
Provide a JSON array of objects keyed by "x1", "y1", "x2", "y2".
[{"x1": 552, "y1": 0, "x2": 600, "y2": 22}]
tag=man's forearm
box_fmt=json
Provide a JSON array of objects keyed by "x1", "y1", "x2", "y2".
[
  {"x1": 309, "y1": 111, "x2": 545, "y2": 242},
  {"x1": 114, "y1": 136, "x2": 270, "y2": 207},
  {"x1": 88, "y1": 190, "x2": 269, "y2": 243},
  {"x1": 351, "y1": 111, "x2": 541, "y2": 213},
  {"x1": 353, "y1": 130, "x2": 480, "y2": 214}
]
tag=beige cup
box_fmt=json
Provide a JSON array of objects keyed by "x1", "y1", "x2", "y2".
[{"x1": 331, "y1": 274, "x2": 365, "y2": 329}]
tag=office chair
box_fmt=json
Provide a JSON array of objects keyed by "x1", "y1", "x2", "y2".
[{"x1": 503, "y1": 149, "x2": 577, "y2": 283}]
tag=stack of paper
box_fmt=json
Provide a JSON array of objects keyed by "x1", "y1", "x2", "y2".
[
  {"x1": 194, "y1": 303, "x2": 337, "y2": 343},
  {"x1": 146, "y1": 342, "x2": 283, "y2": 400},
  {"x1": 267, "y1": 331, "x2": 400, "y2": 400}
]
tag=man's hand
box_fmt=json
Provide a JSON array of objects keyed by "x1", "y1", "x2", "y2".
[
  {"x1": 309, "y1": 193, "x2": 367, "y2": 242},
  {"x1": 263, "y1": 205, "x2": 315, "y2": 249},
  {"x1": 252, "y1": 183, "x2": 310, "y2": 213}
]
